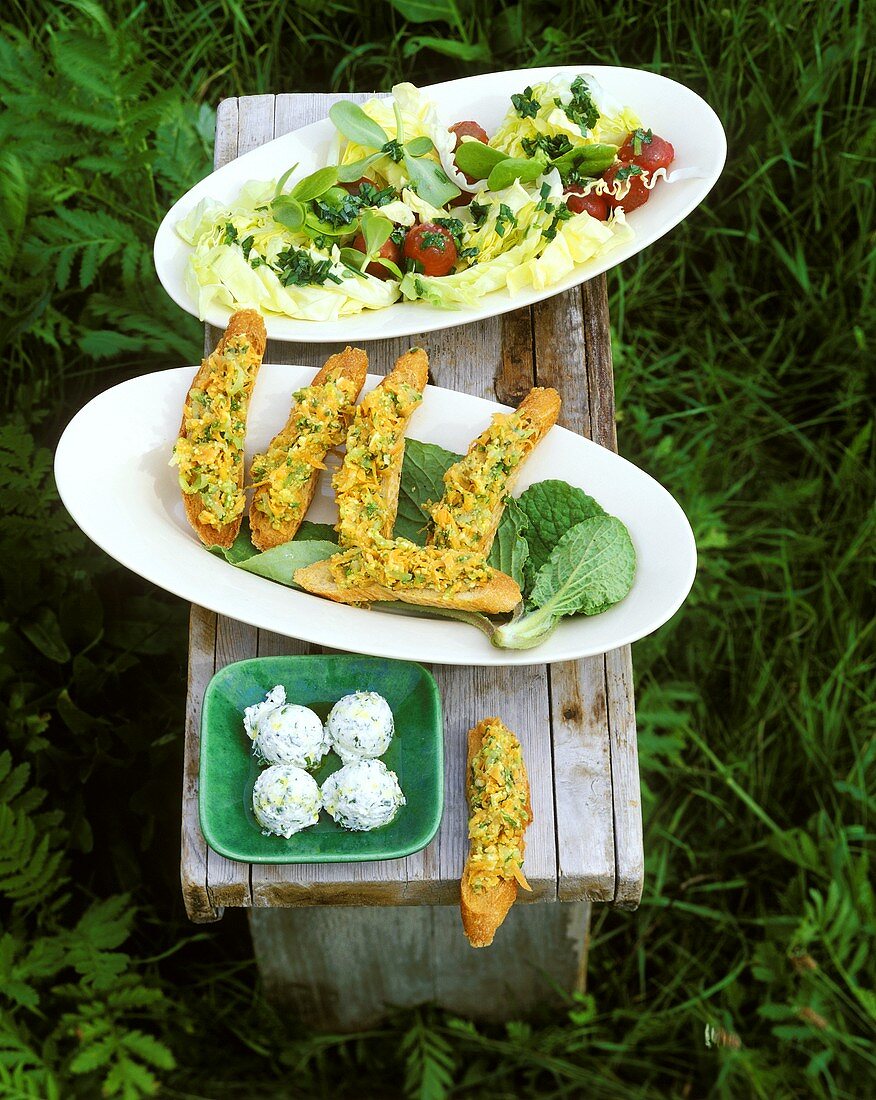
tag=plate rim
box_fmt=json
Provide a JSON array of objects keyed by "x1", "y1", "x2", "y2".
[
  {"x1": 153, "y1": 62, "x2": 727, "y2": 343},
  {"x1": 197, "y1": 653, "x2": 445, "y2": 864}
]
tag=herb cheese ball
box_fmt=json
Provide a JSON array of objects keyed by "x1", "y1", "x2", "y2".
[
  {"x1": 243, "y1": 685, "x2": 329, "y2": 768},
  {"x1": 322, "y1": 759, "x2": 405, "y2": 831},
  {"x1": 251, "y1": 765, "x2": 322, "y2": 838},
  {"x1": 325, "y1": 691, "x2": 395, "y2": 763}
]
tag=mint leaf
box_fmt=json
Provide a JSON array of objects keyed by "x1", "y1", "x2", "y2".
[
  {"x1": 295, "y1": 521, "x2": 338, "y2": 543},
  {"x1": 395, "y1": 438, "x2": 458, "y2": 545},
  {"x1": 487, "y1": 497, "x2": 529, "y2": 589},
  {"x1": 492, "y1": 516, "x2": 635, "y2": 649},
  {"x1": 517, "y1": 480, "x2": 606, "y2": 579}
]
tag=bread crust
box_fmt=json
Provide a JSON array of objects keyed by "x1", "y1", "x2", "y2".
[
  {"x1": 460, "y1": 717, "x2": 532, "y2": 948},
  {"x1": 177, "y1": 310, "x2": 267, "y2": 549},
  {"x1": 335, "y1": 347, "x2": 429, "y2": 546},
  {"x1": 293, "y1": 556, "x2": 521, "y2": 613},
  {"x1": 429, "y1": 386, "x2": 561, "y2": 557},
  {"x1": 249, "y1": 347, "x2": 368, "y2": 551}
]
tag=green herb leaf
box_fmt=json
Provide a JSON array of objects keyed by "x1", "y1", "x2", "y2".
[
  {"x1": 552, "y1": 142, "x2": 617, "y2": 182},
  {"x1": 516, "y1": 479, "x2": 606, "y2": 579},
  {"x1": 492, "y1": 515, "x2": 635, "y2": 649},
  {"x1": 295, "y1": 521, "x2": 338, "y2": 543},
  {"x1": 337, "y1": 152, "x2": 385, "y2": 182},
  {"x1": 329, "y1": 101, "x2": 390, "y2": 150},
  {"x1": 486, "y1": 155, "x2": 547, "y2": 191},
  {"x1": 291, "y1": 166, "x2": 339, "y2": 202},
  {"x1": 511, "y1": 86, "x2": 541, "y2": 119},
  {"x1": 273, "y1": 163, "x2": 299, "y2": 197},
  {"x1": 236, "y1": 540, "x2": 339, "y2": 586},
  {"x1": 487, "y1": 497, "x2": 529, "y2": 589},
  {"x1": 360, "y1": 208, "x2": 394, "y2": 255},
  {"x1": 560, "y1": 76, "x2": 600, "y2": 134},
  {"x1": 271, "y1": 196, "x2": 306, "y2": 231},
  {"x1": 453, "y1": 139, "x2": 507, "y2": 180},
  {"x1": 406, "y1": 135, "x2": 435, "y2": 157},
  {"x1": 403, "y1": 150, "x2": 460, "y2": 206}
]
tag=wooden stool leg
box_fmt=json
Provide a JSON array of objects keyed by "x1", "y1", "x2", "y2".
[{"x1": 248, "y1": 902, "x2": 590, "y2": 1030}]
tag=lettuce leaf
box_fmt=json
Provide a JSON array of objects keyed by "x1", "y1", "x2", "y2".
[
  {"x1": 492, "y1": 515, "x2": 636, "y2": 648},
  {"x1": 516, "y1": 480, "x2": 606, "y2": 579}
]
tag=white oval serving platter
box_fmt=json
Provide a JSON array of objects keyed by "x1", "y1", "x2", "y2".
[
  {"x1": 154, "y1": 65, "x2": 726, "y2": 343},
  {"x1": 55, "y1": 365, "x2": 696, "y2": 666}
]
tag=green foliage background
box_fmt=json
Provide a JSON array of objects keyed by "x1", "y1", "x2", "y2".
[{"x1": 0, "y1": 0, "x2": 872, "y2": 1096}]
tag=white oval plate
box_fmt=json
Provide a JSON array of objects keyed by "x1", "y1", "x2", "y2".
[
  {"x1": 55, "y1": 365, "x2": 696, "y2": 666},
  {"x1": 154, "y1": 65, "x2": 725, "y2": 343}
]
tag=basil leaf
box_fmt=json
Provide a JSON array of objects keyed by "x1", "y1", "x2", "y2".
[
  {"x1": 403, "y1": 151, "x2": 460, "y2": 207},
  {"x1": 329, "y1": 101, "x2": 390, "y2": 150},
  {"x1": 487, "y1": 155, "x2": 547, "y2": 191},
  {"x1": 360, "y1": 208, "x2": 393, "y2": 255},
  {"x1": 453, "y1": 139, "x2": 507, "y2": 180},
  {"x1": 337, "y1": 152, "x2": 385, "y2": 182},
  {"x1": 271, "y1": 196, "x2": 306, "y2": 231},
  {"x1": 291, "y1": 166, "x2": 339, "y2": 201},
  {"x1": 406, "y1": 135, "x2": 434, "y2": 157},
  {"x1": 552, "y1": 143, "x2": 617, "y2": 180}
]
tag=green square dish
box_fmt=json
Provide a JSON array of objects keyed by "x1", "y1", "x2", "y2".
[{"x1": 199, "y1": 654, "x2": 443, "y2": 863}]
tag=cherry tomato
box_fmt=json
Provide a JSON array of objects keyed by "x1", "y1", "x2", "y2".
[
  {"x1": 404, "y1": 222, "x2": 458, "y2": 277},
  {"x1": 351, "y1": 232, "x2": 403, "y2": 280},
  {"x1": 602, "y1": 164, "x2": 651, "y2": 213},
  {"x1": 449, "y1": 121, "x2": 489, "y2": 151},
  {"x1": 618, "y1": 131, "x2": 675, "y2": 172},
  {"x1": 564, "y1": 186, "x2": 608, "y2": 221},
  {"x1": 339, "y1": 176, "x2": 375, "y2": 195}
]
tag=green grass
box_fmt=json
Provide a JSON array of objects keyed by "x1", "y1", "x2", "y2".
[{"x1": 0, "y1": 0, "x2": 873, "y2": 1097}]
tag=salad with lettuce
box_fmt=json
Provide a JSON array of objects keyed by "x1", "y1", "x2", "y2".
[{"x1": 177, "y1": 73, "x2": 691, "y2": 322}]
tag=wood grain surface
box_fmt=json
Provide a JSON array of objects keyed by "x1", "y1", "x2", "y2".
[{"x1": 179, "y1": 92, "x2": 643, "y2": 922}]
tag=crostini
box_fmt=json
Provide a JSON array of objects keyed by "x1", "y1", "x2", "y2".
[
  {"x1": 249, "y1": 347, "x2": 368, "y2": 551},
  {"x1": 172, "y1": 309, "x2": 267, "y2": 549},
  {"x1": 428, "y1": 387, "x2": 561, "y2": 556},
  {"x1": 333, "y1": 347, "x2": 429, "y2": 548},
  {"x1": 294, "y1": 544, "x2": 521, "y2": 613},
  {"x1": 461, "y1": 717, "x2": 532, "y2": 948}
]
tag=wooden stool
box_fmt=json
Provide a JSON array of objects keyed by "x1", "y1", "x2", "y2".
[{"x1": 180, "y1": 93, "x2": 643, "y2": 1030}]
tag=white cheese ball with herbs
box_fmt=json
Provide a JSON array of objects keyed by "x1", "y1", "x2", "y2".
[
  {"x1": 252, "y1": 765, "x2": 322, "y2": 838},
  {"x1": 325, "y1": 691, "x2": 395, "y2": 763},
  {"x1": 321, "y1": 759, "x2": 405, "y2": 831},
  {"x1": 243, "y1": 686, "x2": 329, "y2": 769}
]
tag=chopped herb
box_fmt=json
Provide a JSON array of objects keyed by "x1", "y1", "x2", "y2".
[
  {"x1": 381, "y1": 138, "x2": 404, "y2": 162},
  {"x1": 559, "y1": 76, "x2": 599, "y2": 134},
  {"x1": 221, "y1": 222, "x2": 238, "y2": 245},
  {"x1": 435, "y1": 217, "x2": 465, "y2": 245},
  {"x1": 495, "y1": 203, "x2": 518, "y2": 238},
  {"x1": 458, "y1": 246, "x2": 479, "y2": 261},
  {"x1": 535, "y1": 182, "x2": 555, "y2": 212},
  {"x1": 275, "y1": 247, "x2": 343, "y2": 287},
  {"x1": 615, "y1": 163, "x2": 645, "y2": 182},
  {"x1": 630, "y1": 127, "x2": 653, "y2": 156},
  {"x1": 421, "y1": 230, "x2": 447, "y2": 250},
  {"x1": 358, "y1": 181, "x2": 396, "y2": 207},
  {"x1": 543, "y1": 204, "x2": 573, "y2": 241},
  {"x1": 469, "y1": 201, "x2": 489, "y2": 227},
  {"x1": 313, "y1": 192, "x2": 361, "y2": 227},
  {"x1": 511, "y1": 86, "x2": 541, "y2": 119},
  {"x1": 390, "y1": 224, "x2": 407, "y2": 246},
  {"x1": 521, "y1": 133, "x2": 574, "y2": 160},
  {"x1": 240, "y1": 234, "x2": 254, "y2": 259}
]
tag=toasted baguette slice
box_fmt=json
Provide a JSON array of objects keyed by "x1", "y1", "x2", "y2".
[
  {"x1": 175, "y1": 310, "x2": 267, "y2": 549},
  {"x1": 294, "y1": 556, "x2": 521, "y2": 614},
  {"x1": 428, "y1": 387, "x2": 561, "y2": 556},
  {"x1": 334, "y1": 347, "x2": 429, "y2": 547},
  {"x1": 461, "y1": 718, "x2": 532, "y2": 948},
  {"x1": 249, "y1": 347, "x2": 368, "y2": 551}
]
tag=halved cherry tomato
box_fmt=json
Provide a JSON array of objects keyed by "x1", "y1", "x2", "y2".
[
  {"x1": 565, "y1": 186, "x2": 608, "y2": 221},
  {"x1": 602, "y1": 164, "x2": 651, "y2": 213},
  {"x1": 339, "y1": 177, "x2": 375, "y2": 195},
  {"x1": 618, "y1": 131, "x2": 675, "y2": 172},
  {"x1": 351, "y1": 232, "x2": 403, "y2": 280},
  {"x1": 404, "y1": 222, "x2": 457, "y2": 277},
  {"x1": 449, "y1": 121, "x2": 489, "y2": 150}
]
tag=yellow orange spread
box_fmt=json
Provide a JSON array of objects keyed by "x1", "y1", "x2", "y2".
[
  {"x1": 171, "y1": 335, "x2": 261, "y2": 529},
  {"x1": 468, "y1": 720, "x2": 531, "y2": 892},
  {"x1": 250, "y1": 377, "x2": 358, "y2": 528},
  {"x1": 328, "y1": 538, "x2": 492, "y2": 593},
  {"x1": 333, "y1": 380, "x2": 423, "y2": 548},
  {"x1": 429, "y1": 410, "x2": 537, "y2": 551}
]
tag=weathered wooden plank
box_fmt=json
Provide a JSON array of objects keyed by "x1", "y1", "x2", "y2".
[
  {"x1": 180, "y1": 605, "x2": 221, "y2": 922},
  {"x1": 249, "y1": 900, "x2": 590, "y2": 1029}
]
